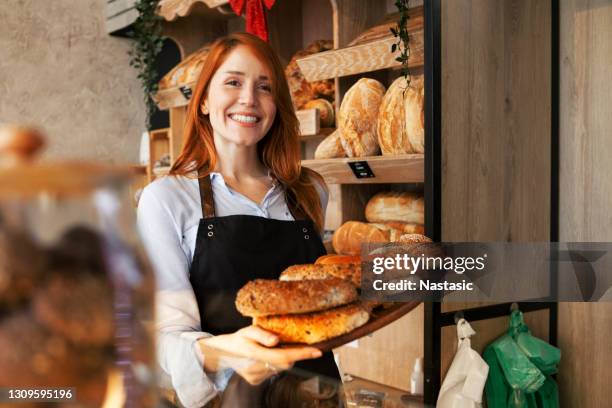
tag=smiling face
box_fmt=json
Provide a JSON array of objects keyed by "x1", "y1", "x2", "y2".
[{"x1": 203, "y1": 45, "x2": 277, "y2": 148}]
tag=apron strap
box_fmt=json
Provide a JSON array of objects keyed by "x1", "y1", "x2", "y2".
[
  {"x1": 198, "y1": 172, "x2": 216, "y2": 218},
  {"x1": 197, "y1": 170, "x2": 308, "y2": 221}
]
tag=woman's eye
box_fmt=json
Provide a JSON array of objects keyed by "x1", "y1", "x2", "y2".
[
  {"x1": 226, "y1": 80, "x2": 241, "y2": 87},
  {"x1": 258, "y1": 83, "x2": 272, "y2": 92}
]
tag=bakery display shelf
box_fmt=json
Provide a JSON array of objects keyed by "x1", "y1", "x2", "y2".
[
  {"x1": 300, "y1": 127, "x2": 335, "y2": 141},
  {"x1": 157, "y1": 0, "x2": 230, "y2": 21},
  {"x1": 301, "y1": 154, "x2": 424, "y2": 184},
  {"x1": 296, "y1": 31, "x2": 423, "y2": 82}
]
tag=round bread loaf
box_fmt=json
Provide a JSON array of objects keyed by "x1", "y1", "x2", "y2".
[
  {"x1": 253, "y1": 303, "x2": 370, "y2": 344},
  {"x1": 235, "y1": 278, "x2": 357, "y2": 317},
  {"x1": 377, "y1": 75, "x2": 424, "y2": 155},
  {"x1": 303, "y1": 98, "x2": 335, "y2": 128},
  {"x1": 314, "y1": 129, "x2": 345, "y2": 159},
  {"x1": 280, "y1": 263, "x2": 361, "y2": 287},
  {"x1": 365, "y1": 191, "x2": 425, "y2": 224},
  {"x1": 285, "y1": 40, "x2": 334, "y2": 109},
  {"x1": 338, "y1": 78, "x2": 385, "y2": 157}
]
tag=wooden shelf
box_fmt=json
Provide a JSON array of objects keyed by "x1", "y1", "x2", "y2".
[
  {"x1": 302, "y1": 154, "x2": 423, "y2": 184},
  {"x1": 296, "y1": 32, "x2": 423, "y2": 82}
]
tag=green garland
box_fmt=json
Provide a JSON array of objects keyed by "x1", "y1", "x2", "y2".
[
  {"x1": 390, "y1": 0, "x2": 411, "y2": 86},
  {"x1": 128, "y1": 0, "x2": 165, "y2": 130}
]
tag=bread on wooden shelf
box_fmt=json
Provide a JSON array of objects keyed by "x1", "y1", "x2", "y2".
[
  {"x1": 314, "y1": 129, "x2": 345, "y2": 159},
  {"x1": 348, "y1": 9, "x2": 424, "y2": 47},
  {"x1": 303, "y1": 98, "x2": 335, "y2": 128},
  {"x1": 331, "y1": 221, "x2": 420, "y2": 256},
  {"x1": 158, "y1": 43, "x2": 211, "y2": 91},
  {"x1": 285, "y1": 40, "x2": 334, "y2": 110},
  {"x1": 377, "y1": 75, "x2": 425, "y2": 155},
  {"x1": 365, "y1": 191, "x2": 425, "y2": 224},
  {"x1": 338, "y1": 78, "x2": 386, "y2": 157}
]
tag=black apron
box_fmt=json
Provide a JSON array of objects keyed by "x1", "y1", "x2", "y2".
[{"x1": 188, "y1": 174, "x2": 340, "y2": 407}]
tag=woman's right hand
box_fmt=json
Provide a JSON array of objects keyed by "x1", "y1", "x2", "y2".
[{"x1": 197, "y1": 325, "x2": 323, "y2": 385}]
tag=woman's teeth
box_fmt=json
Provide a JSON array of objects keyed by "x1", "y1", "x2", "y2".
[{"x1": 230, "y1": 114, "x2": 259, "y2": 124}]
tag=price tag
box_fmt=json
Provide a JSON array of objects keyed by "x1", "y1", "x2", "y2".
[
  {"x1": 179, "y1": 86, "x2": 193, "y2": 100},
  {"x1": 348, "y1": 161, "x2": 375, "y2": 179}
]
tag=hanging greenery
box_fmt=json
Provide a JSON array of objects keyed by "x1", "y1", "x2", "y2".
[
  {"x1": 128, "y1": 0, "x2": 165, "y2": 130},
  {"x1": 390, "y1": 0, "x2": 411, "y2": 86}
]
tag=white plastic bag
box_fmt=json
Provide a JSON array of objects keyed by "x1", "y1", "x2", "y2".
[{"x1": 437, "y1": 318, "x2": 489, "y2": 408}]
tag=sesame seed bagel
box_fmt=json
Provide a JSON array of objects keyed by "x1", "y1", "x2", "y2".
[
  {"x1": 235, "y1": 278, "x2": 357, "y2": 317},
  {"x1": 279, "y1": 263, "x2": 362, "y2": 288}
]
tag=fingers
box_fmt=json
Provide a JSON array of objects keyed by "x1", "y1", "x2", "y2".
[{"x1": 238, "y1": 326, "x2": 279, "y2": 347}]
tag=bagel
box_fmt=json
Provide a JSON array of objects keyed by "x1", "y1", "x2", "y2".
[
  {"x1": 280, "y1": 263, "x2": 361, "y2": 288},
  {"x1": 235, "y1": 278, "x2": 357, "y2": 317},
  {"x1": 253, "y1": 303, "x2": 370, "y2": 344}
]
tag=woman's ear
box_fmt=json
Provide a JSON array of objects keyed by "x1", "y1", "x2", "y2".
[{"x1": 201, "y1": 102, "x2": 209, "y2": 115}]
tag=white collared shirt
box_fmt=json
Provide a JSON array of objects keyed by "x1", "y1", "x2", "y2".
[{"x1": 136, "y1": 172, "x2": 327, "y2": 408}]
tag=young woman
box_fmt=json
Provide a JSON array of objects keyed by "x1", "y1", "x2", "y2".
[{"x1": 137, "y1": 33, "x2": 339, "y2": 407}]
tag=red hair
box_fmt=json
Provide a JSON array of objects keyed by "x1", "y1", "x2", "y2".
[{"x1": 170, "y1": 33, "x2": 327, "y2": 232}]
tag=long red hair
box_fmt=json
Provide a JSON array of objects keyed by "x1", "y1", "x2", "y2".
[{"x1": 170, "y1": 33, "x2": 327, "y2": 232}]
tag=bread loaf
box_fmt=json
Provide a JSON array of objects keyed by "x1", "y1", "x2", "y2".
[
  {"x1": 332, "y1": 221, "x2": 425, "y2": 255},
  {"x1": 314, "y1": 129, "x2": 345, "y2": 159},
  {"x1": 338, "y1": 79, "x2": 386, "y2": 157},
  {"x1": 332, "y1": 221, "x2": 386, "y2": 255},
  {"x1": 377, "y1": 75, "x2": 425, "y2": 155},
  {"x1": 303, "y1": 99, "x2": 335, "y2": 128},
  {"x1": 285, "y1": 40, "x2": 334, "y2": 109},
  {"x1": 254, "y1": 303, "x2": 369, "y2": 344},
  {"x1": 315, "y1": 254, "x2": 361, "y2": 265},
  {"x1": 365, "y1": 191, "x2": 425, "y2": 224},
  {"x1": 280, "y1": 263, "x2": 361, "y2": 287},
  {"x1": 235, "y1": 278, "x2": 357, "y2": 317},
  {"x1": 405, "y1": 76, "x2": 425, "y2": 153}
]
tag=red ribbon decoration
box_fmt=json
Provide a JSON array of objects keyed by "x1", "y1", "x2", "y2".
[{"x1": 228, "y1": 0, "x2": 276, "y2": 42}]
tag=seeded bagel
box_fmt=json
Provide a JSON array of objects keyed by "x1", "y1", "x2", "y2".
[
  {"x1": 280, "y1": 264, "x2": 361, "y2": 288},
  {"x1": 235, "y1": 278, "x2": 357, "y2": 317},
  {"x1": 253, "y1": 302, "x2": 370, "y2": 344}
]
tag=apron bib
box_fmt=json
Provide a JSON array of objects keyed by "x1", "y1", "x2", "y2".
[{"x1": 188, "y1": 174, "x2": 340, "y2": 407}]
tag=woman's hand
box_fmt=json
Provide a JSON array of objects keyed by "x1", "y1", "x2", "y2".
[{"x1": 197, "y1": 325, "x2": 322, "y2": 385}]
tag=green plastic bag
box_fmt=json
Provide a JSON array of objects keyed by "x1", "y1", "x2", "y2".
[
  {"x1": 508, "y1": 311, "x2": 561, "y2": 376},
  {"x1": 484, "y1": 310, "x2": 561, "y2": 408}
]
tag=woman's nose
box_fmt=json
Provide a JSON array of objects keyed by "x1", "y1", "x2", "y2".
[{"x1": 238, "y1": 84, "x2": 257, "y2": 106}]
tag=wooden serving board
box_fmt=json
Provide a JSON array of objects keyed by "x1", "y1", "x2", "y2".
[{"x1": 309, "y1": 301, "x2": 421, "y2": 352}]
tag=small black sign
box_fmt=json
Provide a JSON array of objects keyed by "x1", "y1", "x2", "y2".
[
  {"x1": 179, "y1": 86, "x2": 193, "y2": 100},
  {"x1": 348, "y1": 161, "x2": 375, "y2": 179}
]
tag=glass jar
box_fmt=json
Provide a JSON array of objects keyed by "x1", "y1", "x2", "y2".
[{"x1": 0, "y1": 125, "x2": 157, "y2": 407}]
